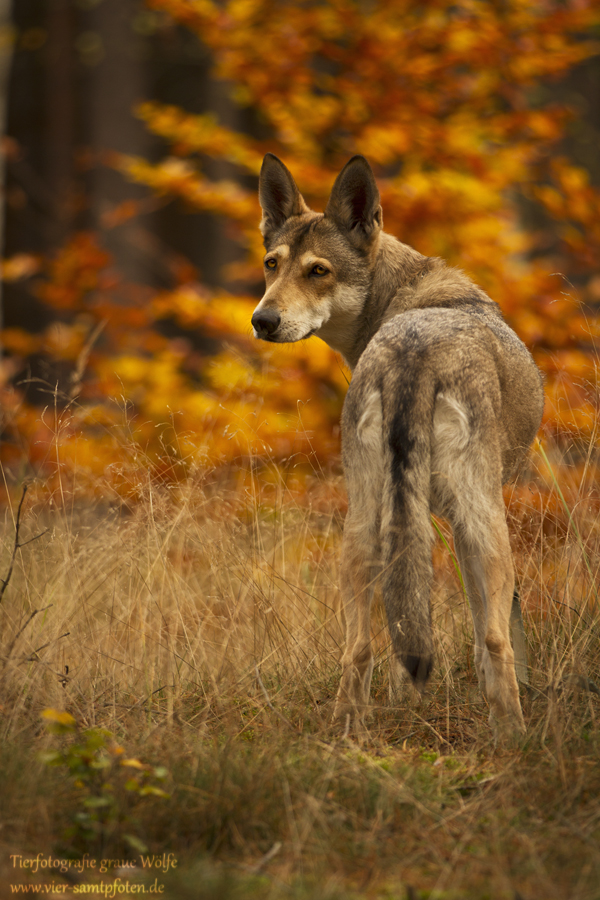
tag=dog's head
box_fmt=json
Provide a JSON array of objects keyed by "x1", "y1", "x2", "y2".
[{"x1": 251, "y1": 154, "x2": 382, "y2": 356}]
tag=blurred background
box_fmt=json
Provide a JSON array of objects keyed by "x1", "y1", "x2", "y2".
[{"x1": 1, "y1": 0, "x2": 600, "y2": 503}]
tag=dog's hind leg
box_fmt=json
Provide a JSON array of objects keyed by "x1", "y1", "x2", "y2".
[
  {"x1": 448, "y1": 479, "x2": 524, "y2": 736},
  {"x1": 454, "y1": 522, "x2": 524, "y2": 737},
  {"x1": 433, "y1": 391, "x2": 525, "y2": 737}
]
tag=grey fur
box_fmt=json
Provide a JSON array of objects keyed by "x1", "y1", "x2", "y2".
[{"x1": 252, "y1": 154, "x2": 544, "y2": 738}]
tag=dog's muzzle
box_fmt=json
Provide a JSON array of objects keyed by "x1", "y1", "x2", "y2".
[{"x1": 252, "y1": 308, "x2": 281, "y2": 339}]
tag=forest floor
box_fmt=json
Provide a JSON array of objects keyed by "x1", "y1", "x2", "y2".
[{"x1": 0, "y1": 441, "x2": 599, "y2": 899}]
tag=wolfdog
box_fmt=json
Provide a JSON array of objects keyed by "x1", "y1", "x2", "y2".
[{"x1": 251, "y1": 153, "x2": 544, "y2": 737}]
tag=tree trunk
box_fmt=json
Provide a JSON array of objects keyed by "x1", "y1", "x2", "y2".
[
  {"x1": 44, "y1": 0, "x2": 76, "y2": 246},
  {"x1": 84, "y1": 0, "x2": 151, "y2": 284},
  {"x1": 0, "y1": 0, "x2": 14, "y2": 354}
]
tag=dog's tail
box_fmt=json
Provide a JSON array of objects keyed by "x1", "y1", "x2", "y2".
[{"x1": 381, "y1": 368, "x2": 437, "y2": 688}]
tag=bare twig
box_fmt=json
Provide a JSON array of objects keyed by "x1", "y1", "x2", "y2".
[
  {"x1": 18, "y1": 529, "x2": 49, "y2": 548},
  {"x1": 4, "y1": 604, "x2": 52, "y2": 661},
  {"x1": 24, "y1": 631, "x2": 70, "y2": 662},
  {"x1": 411, "y1": 711, "x2": 453, "y2": 747},
  {"x1": 245, "y1": 841, "x2": 282, "y2": 876},
  {"x1": 255, "y1": 664, "x2": 301, "y2": 734},
  {"x1": 69, "y1": 319, "x2": 107, "y2": 400},
  {"x1": 0, "y1": 484, "x2": 31, "y2": 605}
]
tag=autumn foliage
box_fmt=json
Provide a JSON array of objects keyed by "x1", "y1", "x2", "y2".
[{"x1": 2, "y1": 0, "x2": 600, "y2": 503}]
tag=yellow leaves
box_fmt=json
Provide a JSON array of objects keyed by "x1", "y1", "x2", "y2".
[
  {"x1": 121, "y1": 757, "x2": 146, "y2": 769},
  {"x1": 534, "y1": 185, "x2": 563, "y2": 218},
  {"x1": 121, "y1": 155, "x2": 257, "y2": 222},
  {"x1": 73, "y1": 404, "x2": 120, "y2": 429},
  {"x1": 151, "y1": 286, "x2": 208, "y2": 329},
  {"x1": 3, "y1": 0, "x2": 600, "y2": 492},
  {"x1": 392, "y1": 167, "x2": 500, "y2": 223},
  {"x1": 313, "y1": 4, "x2": 345, "y2": 40},
  {"x1": 527, "y1": 110, "x2": 563, "y2": 141},
  {"x1": 542, "y1": 374, "x2": 598, "y2": 434},
  {"x1": 37, "y1": 233, "x2": 110, "y2": 310},
  {"x1": 41, "y1": 322, "x2": 88, "y2": 362},
  {"x1": 42, "y1": 709, "x2": 76, "y2": 726},
  {"x1": 359, "y1": 124, "x2": 411, "y2": 165},
  {"x1": 407, "y1": 54, "x2": 437, "y2": 81},
  {"x1": 532, "y1": 158, "x2": 600, "y2": 269},
  {"x1": 1, "y1": 253, "x2": 39, "y2": 281},
  {"x1": 152, "y1": 287, "x2": 257, "y2": 338},
  {"x1": 558, "y1": 164, "x2": 590, "y2": 194},
  {"x1": 515, "y1": 310, "x2": 551, "y2": 346},
  {"x1": 228, "y1": 0, "x2": 262, "y2": 21},
  {"x1": 508, "y1": 55, "x2": 541, "y2": 82},
  {"x1": 442, "y1": 116, "x2": 484, "y2": 157},
  {"x1": 122, "y1": 155, "x2": 196, "y2": 197},
  {"x1": 214, "y1": 295, "x2": 257, "y2": 335},
  {"x1": 136, "y1": 103, "x2": 263, "y2": 174},
  {"x1": 446, "y1": 24, "x2": 478, "y2": 55},
  {"x1": 42, "y1": 709, "x2": 77, "y2": 734},
  {"x1": 1, "y1": 327, "x2": 40, "y2": 356},
  {"x1": 111, "y1": 354, "x2": 150, "y2": 387},
  {"x1": 207, "y1": 353, "x2": 255, "y2": 393},
  {"x1": 147, "y1": 0, "x2": 219, "y2": 30}
]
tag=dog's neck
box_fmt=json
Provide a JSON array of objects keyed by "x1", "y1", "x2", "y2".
[{"x1": 337, "y1": 233, "x2": 434, "y2": 370}]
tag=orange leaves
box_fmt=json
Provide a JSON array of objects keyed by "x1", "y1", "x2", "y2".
[
  {"x1": 144, "y1": 0, "x2": 600, "y2": 134},
  {"x1": 3, "y1": 0, "x2": 600, "y2": 501},
  {"x1": 1, "y1": 327, "x2": 40, "y2": 357},
  {"x1": 41, "y1": 322, "x2": 89, "y2": 362},
  {"x1": 206, "y1": 352, "x2": 255, "y2": 394},
  {"x1": 36, "y1": 233, "x2": 111, "y2": 311},
  {"x1": 532, "y1": 158, "x2": 600, "y2": 268},
  {"x1": 151, "y1": 285, "x2": 211, "y2": 329},
  {"x1": 359, "y1": 123, "x2": 411, "y2": 167},
  {"x1": 121, "y1": 155, "x2": 257, "y2": 224},
  {"x1": 151, "y1": 287, "x2": 256, "y2": 339},
  {"x1": 135, "y1": 103, "x2": 263, "y2": 172},
  {"x1": 1, "y1": 254, "x2": 39, "y2": 281},
  {"x1": 126, "y1": 0, "x2": 600, "y2": 454}
]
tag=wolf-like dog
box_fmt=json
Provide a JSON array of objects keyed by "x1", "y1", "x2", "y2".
[{"x1": 251, "y1": 153, "x2": 544, "y2": 737}]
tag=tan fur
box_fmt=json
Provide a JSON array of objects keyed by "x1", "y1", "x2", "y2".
[{"x1": 252, "y1": 153, "x2": 544, "y2": 739}]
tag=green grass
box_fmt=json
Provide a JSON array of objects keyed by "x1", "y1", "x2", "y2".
[{"x1": 0, "y1": 439, "x2": 599, "y2": 899}]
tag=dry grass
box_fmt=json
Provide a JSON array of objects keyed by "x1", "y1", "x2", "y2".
[{"x1": 0, "y1": 439, "x2": 599, "y2": 899}]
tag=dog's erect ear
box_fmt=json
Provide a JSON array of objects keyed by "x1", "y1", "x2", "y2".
[
  {"x1": 324, "y1": 156, "x2": 382, "y2": 249},
  {"x1": 259, "y1": 153, "x2": 310, "y2": 242}
]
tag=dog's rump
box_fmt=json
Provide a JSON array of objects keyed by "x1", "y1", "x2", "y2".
[
  {"x1": 340, "y1": 303, "x2": 542, "y2": 686},
  {"x1": 344, "y1": 303, "x2": 542, "y2": 483}
]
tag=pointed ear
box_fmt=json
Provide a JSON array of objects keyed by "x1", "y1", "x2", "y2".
[
  {"x1": 259, "y1": 153, "x2": 310, "y2": 243},
  {"x1": 324, "y1": 156, "x2": 382, "y2": 249}
]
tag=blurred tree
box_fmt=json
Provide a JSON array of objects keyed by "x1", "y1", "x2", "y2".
[
  {"x1": 1, "y1": 0, "x2": 600, "y2": 502},
  {"x1": 0, "y1": 0, "x2": 13, "y2": 349},
  {"x1": 45, "y1": 0, "x2": 76, "y2": 246},
  {"x1": 123, "y1": 0, "x2": 600, "y2": 434}
]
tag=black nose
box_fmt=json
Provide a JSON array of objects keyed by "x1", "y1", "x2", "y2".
[{"x1": 252, "y1": 308, "x2": 281, "y2": 336}]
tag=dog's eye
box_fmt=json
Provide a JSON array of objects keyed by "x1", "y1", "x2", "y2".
[
  {"x1": 311, "y1": 264, "x2": 328, "y2": 277},
  {"x1": 265, "y1": 258, "x2": 277, "y2": 270}
]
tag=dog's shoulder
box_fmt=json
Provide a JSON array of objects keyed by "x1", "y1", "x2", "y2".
[{"x1": 376, "y1": 233, "x2": 498, "y2": 318}]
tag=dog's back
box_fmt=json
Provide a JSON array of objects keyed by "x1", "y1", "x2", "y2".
[{"x1": 252, "y1": 154, "x2": 544, "y2": 737}]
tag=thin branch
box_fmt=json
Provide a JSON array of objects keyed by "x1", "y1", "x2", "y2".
[
  {"x1": 25, "y1": 631, "x2": 70, "y2": 662},
  {"x1": 244, "y1": 842, "x2": 282, "y2": 876},
  {"x1": 0, "y1": 484, "x2": 29, "y2": 605},
  {"x1": 254, "y1": 665, "x2": 301, "y2": 734},
  {"x1": 18, "y1": 529, "x2": 49, "y2": 548},
  {"x1": 4, "y1": 604, "x2": 52, "y2": 661}
]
